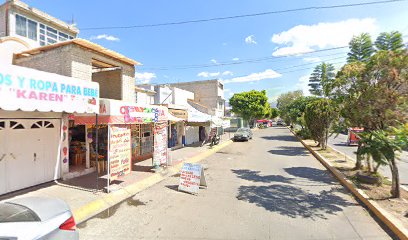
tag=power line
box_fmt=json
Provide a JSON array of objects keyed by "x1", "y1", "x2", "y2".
[
  {"x1": 152, "y1": 59, "x2": 346, "y2": 84},
  {"x1": 80, "y1": 0, "x2": 406, "y2": 30},
  {"x1": 139, "y1": 46, "x2": 348, "y2": 71}
]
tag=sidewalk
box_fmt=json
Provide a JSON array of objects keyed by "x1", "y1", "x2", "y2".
[{"x1": 0, "y1": 135, "x2": 233, "y2": 223}]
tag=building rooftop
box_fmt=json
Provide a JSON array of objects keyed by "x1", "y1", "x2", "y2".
[{"x1": 14, "y1": 38, "x2": 141, "y2": 66}]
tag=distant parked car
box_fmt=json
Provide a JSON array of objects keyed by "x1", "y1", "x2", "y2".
[
  {"x1": 233, "y1": 128, "x2": 253, "y2": 141},
  {"x1": 347, "y1": 127, "x2": 364, "y2": 146},
  {"x1": 0, "y1": 197, "x2": 79, "y2": 240},
  {"x1": 277, "y1": 119, "x2": 284, "y2": 126}
]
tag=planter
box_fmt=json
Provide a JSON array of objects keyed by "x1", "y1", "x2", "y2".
[{"x1": 356, "y1": 171, "x2": 382, "y2": 185}]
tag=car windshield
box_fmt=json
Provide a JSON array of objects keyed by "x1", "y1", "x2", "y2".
[
  {"x1": 236, "y1": 128, "x2": 249, "y2": 133},
  {"x1": 0, "y1": 203, "x2": 40, "y2": 223}
]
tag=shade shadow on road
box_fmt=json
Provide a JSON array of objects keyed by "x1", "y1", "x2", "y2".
[
  {"x1": 268, "y1": 146, "x2": 309, "y2": 156},
  {"x1": 261, "y1": 135, "x2": 296, "y2": 142},
  {"x1": 236, "y1": 184, "x2": 353, "y2": 219},
  {"x1": 231, "y1": 169, "x2": 294, "y2": 184},
  {"x1": 284, "y1": 167, "x2": 338, "y2": 185}
]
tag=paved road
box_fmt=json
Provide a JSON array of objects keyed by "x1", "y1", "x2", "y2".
[
  {"x1": 79, "y1": 127, "x2": 393, "y2": 240},
  {"x1": 328, "y1": 134, "x2": 408, "y2": 187}
]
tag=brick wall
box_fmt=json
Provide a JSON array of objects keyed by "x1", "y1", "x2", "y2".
[
  {"x1": 14, "y1": 44, "x2": 74, "y2": 77},
  {"x1": 92, "y1": 69, "x2": 122, "y2": 100},
  {"x1": 14, "y1": 43, "x2": 136, "y2": 102}
]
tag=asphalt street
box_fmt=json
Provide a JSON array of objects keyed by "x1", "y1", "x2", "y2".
[
  {"x1": 78, "y1": 127, "x2": 393, "y2": 240},
  {"x1": 328, "y1": 133, "x2": 408, "y2": 187}
]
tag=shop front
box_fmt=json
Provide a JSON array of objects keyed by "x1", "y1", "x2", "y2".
[
  {"x1": 0, "y1": 64, "x2": 99, "y2": 195},
  {"x1": 73, "y1": 99, "x2": 169, "y2": 182},
  {"x1": 168, "y1": 108, "x2": 187, "y2": 149},
  {"x1": 185, "y1": 104, "x2": 212, "y2": 145}
]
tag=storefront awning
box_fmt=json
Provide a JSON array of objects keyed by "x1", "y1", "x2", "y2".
[
  {"x1": 168, "y1": 112, "x2": 184, "y2": 122},
  {"x1": 186, "y1": 103, "x2": 211, "y2": 123},
  {"x1": 74, "y1": 98, "x2": 169, "y2": 124},
  {"x1": 0, "y1": 64, "x2": 99, "y2": 114}
]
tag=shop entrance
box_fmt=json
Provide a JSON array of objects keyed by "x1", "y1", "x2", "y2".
[{"x1": 0, "y1": 119, "x2": 60, "y2": 195}]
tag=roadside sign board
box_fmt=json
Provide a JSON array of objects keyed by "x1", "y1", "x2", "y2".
[{"x1": 178, "y1": 163, "x2": 207, "y2": 194}]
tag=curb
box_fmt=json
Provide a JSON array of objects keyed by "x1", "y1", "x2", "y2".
[
  {"x1": 288, "y1": 128, "x2": 408, "y2": 240},
  {"x1": 73, "y1": 139, "x2": 233, "y2": 224}
]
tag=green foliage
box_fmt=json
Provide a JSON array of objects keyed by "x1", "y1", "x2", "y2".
[
  {"x1": 286, "y1": 96, "x2": 318, "y2": 128},
  {"x1": 267, "y1": 107, "x2": 279, "y2": 119},
  {"x1": 357, "y1": 125, "x2": 408, "y2": 198},
  {"x1": 276, "y1": 90, "x2": 303, "y2": 124},
  {"x1": 229, "y1": 90, "x2": 270, "y2": 121},
  {"x1": 347, "y1": 33, "x2": 375, "y2": 63},
  {"x1": 304, "y1": 98, "x2": 337, "y2": 149},
  {"x1": 375, "y1": 31, "x2": 405, "y2": 52},
  {"x1": 295, "y1": 128, "x2": 312, "y2": 139},
  {"x1": 308, "y1": 62, "x2": 336, "y2": 96},
  {"x1": 332, "y1": 49, "x2": 408, "y2": 131}
]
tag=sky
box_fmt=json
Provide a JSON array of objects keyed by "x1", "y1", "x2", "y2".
[{"x1": 23, "y1": 0, "x2": 408, "y2": 103}]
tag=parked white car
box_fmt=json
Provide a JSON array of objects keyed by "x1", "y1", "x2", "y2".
[{"x1": 0, "y1": 197, "x2": 79, "y2": 240}]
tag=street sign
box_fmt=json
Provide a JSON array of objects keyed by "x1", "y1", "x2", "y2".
[{"x1": 178, "y1": 163, "x2": 207, "y2": 194}]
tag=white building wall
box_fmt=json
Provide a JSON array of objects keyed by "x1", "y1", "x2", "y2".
[
  {"x1": 0, "y1": 37, "x2": 30, "y2": 65},
  {"x1": 173, "y1": 87, "x2": 194, "y2": 106}
]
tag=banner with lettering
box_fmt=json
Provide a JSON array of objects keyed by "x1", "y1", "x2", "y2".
[
  {"x1": 153, "y1": 123, "x2": 168, "y2": 166},
  {"x1": 109, "y1": 125, "x2": 131, "y2": 180},
  {"x1": 0, "y1": 64, "x2": 99, "y2": 113}
]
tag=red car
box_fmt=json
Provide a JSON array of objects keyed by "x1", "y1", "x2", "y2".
[{"x1": 347, "y1": 127, "x2": 364, "y2": 145}]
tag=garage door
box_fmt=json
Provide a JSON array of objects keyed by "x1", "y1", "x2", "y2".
[{"x1": 0, "y1": 119, "x2": 61, "y2": 195}]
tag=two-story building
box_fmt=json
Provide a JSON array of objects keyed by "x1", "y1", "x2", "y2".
[
  {"x1": 0, "y1": 0, "x2": 169, "y2": 194},
  {"x1": 0, "y1": 0, "x2": 78, "y2": 65},
  {"x1": 169, "y1": 79, "x2": 226, "y2": 118}
]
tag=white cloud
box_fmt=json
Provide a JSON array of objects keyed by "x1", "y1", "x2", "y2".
[
  {"x1": 90, "y1": 34, "x2": 120, "y2": 41},
  {"x1": 245, "y1": 35, "x2": 257, "y2": 44},
  {"x1": 222, "y1": 71, "x2": 233, "y2": 76},
  {"x1": 271, "y1": 18, "x2": 377, "y2": 56},
  {"x1": 135, "y1": 72, "x2": 156, "y2": 84},
  {"x1": 223, "y1": 69, "x2": 282, "y2": 84},
  {"x1": 197, "y1": 72, "x2": 220, "y2": 78},
  {"x1": 232, "y1": 57, "x2": 239, "y2": 61},
  {"x1": 303, "y1": 57, "x2": 321, "y2": 63},
  {"x1": 222, "y1": 42, "x2": 228, "y2": 46},
  {"x1": 210, "y1": 59, "x2": 218, "y2": 64},
  {"x1": 296, "y1": 75, "x2": 311, "y2": 96},
  {"x1": 197, "y1": 71, "x2": 233, "y2": 78}
]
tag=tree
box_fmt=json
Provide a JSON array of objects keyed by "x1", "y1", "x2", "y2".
[
  {"x1": 357, "y1": 125, "x2": 408, "y2": 198},
  {"x1": 286, "y1": 96, "x2": 318, "y2": 129},
  {"x1": 276, "y1": 90, "x2": 303, "y2": 125},
  {"x1": 308, "y1": 62, "x2": 336, "y2": 97},
  {"x1": 347, "y1": 33, "x2": 375, "y2": 63},
  {"x1": 304, "y1": 98, "x2": 337, "y2": 149},
  {"x1": 333, "y1": 48, "x2": 408, "y2": 197},
  {"x1": 267, "y1": 107, "x2": 279, "y2": 119},
  {"x1": 375, "y1": 31, "x2": 405, "y2": 52},
  {"x1": 229, "y1": 90, "x2": 270, "y2": 121}
]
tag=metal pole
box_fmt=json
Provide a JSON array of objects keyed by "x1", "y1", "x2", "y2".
[
  {"x1": 95, "y1": 114, "x2": 99, "y2": 191},
  {"x1": 107, "y1": 124, "x2": 110, "y2": 193}
]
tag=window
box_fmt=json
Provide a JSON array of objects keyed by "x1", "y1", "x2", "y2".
[
  {"x1": 218, "y1": 101, "x2": 224, "y2": 110},
  {"x1": 16, "y1": 15, "x2": 74, "y2": 45},
  {"x1": 10, "y1": 121, "x2": 24, "y2": 129},
  {"x1": 27, "y1": 20, "x2": 37, "y2": 40},
  {"x1": 31, "y1": 121, "x2": 54, "y2": 129},
  {"x1": 15, "y1": 15, "x2": 27, "y2": 37},
  {"x1": 15, "y1": 15, "x2": 37, "y2": 41},
  {"x1": 0, "y1": 203, "x2": 40, "y2": 223}
]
